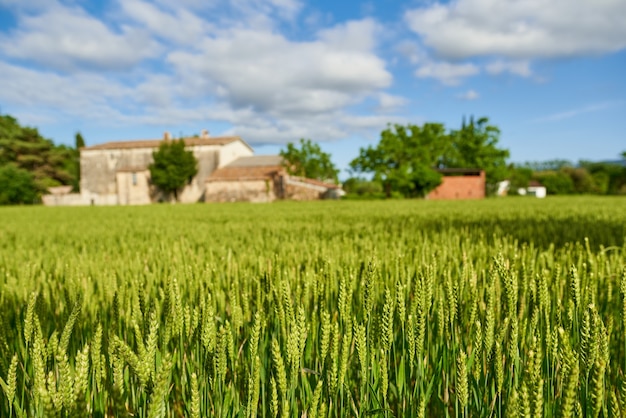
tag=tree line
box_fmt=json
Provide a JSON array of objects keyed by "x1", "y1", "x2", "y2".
[
  {"x1": 508, "y1": 158, "x2": 626, "y2": 196},
  {"x1": 1, "y1": 113, "x2": 625, "y2": 204},
  {"x1": 283, "y1": 117, "x2": 626, "y2": 198},
  {"x1": 0, "y1": 115, "x2": 83, "y2": 204}
]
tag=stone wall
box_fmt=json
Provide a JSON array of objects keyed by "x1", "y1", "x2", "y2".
[
  {"x1": 204, "y1": 174, "x2": 338, "y2": 203},
  {"x1": 284, "y1": 177, "x2": 326, "y2": 200},
  {"x1": 42, "y1": 193, "x2": 89, "y2": 206},
  {"x1": 81, "y1": 193, "x2": 119, "y2": 205},
  {"x1": 205, "y1": 179, "x2": 277, "y2": 203}
]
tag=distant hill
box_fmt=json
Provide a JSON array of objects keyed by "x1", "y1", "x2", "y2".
[{"x1": 599, "y1": 159, "x2": 626, "y2": 167}]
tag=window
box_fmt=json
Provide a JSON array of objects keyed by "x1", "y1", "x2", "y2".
[{"x1": 132, "y1": 172, "x2": 137, "y2": 186}]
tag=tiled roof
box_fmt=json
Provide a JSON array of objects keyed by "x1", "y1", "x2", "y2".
[
  {"x1": 207, "y1": 156, "x2": 284, "y2": 181},
  {"x1": 436, "y1": 168, "x2": 484, "y2": 175},
  {"x1": 288, "y1": 176, "x2": 340, "y2": 189},
  {"x1": 207, "y1": 165, "x2": 284, "y2": 181},
  {"x1": 226, "y1": 155, "x2": 284, "y2": 167},
  {"x1": 82, "y1": 136, "x2": 246, "y2": 151}
]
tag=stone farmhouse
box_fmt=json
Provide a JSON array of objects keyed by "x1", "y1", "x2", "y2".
[{"x1": 42, "y1": 131, "x2": 340, "y2": 206}]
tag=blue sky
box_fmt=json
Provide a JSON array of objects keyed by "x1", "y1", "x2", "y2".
[{"x1": 1, "y1": 0, "x2": 625, "y2": 178}]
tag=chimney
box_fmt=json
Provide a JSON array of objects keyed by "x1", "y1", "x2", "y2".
[
  {"x1": 201, "y1": 129, "x2": 210, "y2": 139},
  {"x1": 163, "y1": 131, "x2": 171, "y2": 141}
]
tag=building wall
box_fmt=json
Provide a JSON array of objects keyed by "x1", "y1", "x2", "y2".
[
  {"x1": 527, "y1": 186, "x2": 547, "y2": 198},
  {"x1": 205, "y1": 179, "x2": 277, "y2": 203},
  {"x1": 427, "y1": 172, "x2": 486, "y2": 200},
  {"x1": 218, "y1": 141, "x2": 254, "y2": 168},
  {"x1": 178, "y1": 145, "x2": 220, "y2": 202},
  {"x1": 116, "y1": 170, "x2": 151, "y2": 205},
  {"x1": 80, "y1": 147, "x2": 154, "y2": 196}
]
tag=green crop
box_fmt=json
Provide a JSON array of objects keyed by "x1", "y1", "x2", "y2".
[{"x1": 0, "y1": 196, "x2": 624, "y2": 417}]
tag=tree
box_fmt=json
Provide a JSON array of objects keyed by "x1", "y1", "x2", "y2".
[
  {"x1": 561, "y1": 166, "x2": 602, "y2": 194},
  {"x1": 350, "y1": 123, "x2": 450, "y2": 198},
  {"x1": 75, "y1": 132, "x2": 85, "y2": 149},
  {"x1": 342, "y1": 177, "x2": 384, "y2": 199},
  {"x1": 0, "y1": 115, "x2": 75, "y2": 198},
  {"x1": 351, "y1": 118, "x2": 510, "y2": 198},
  {"x1": 72, "y1": 132, "x2": 85, "y2": 192},
  {"x1": 525, "y1": 159, "x2": 573, "y2": 171},
  {"x1": 580, "y1": 158, "x2": 626, "y2": 195},
  {"x1": 507, "y1": 164, "x2": 533, "y2": 194},
  {"x1": 0, "y1": 163, "x2": 39, "y2": 204},
  {"x1": 148, "y1": 139, "x2": 198, "y2": 201},
  {"x1": 280, "y1": 139, "x2": 339, "y2": 183},
  {"x1": 445, "y1": 116, "x2": 510, "y2": 189},
  {"x1": 533, "y1": 170, "x2": 574, "y2": 195}
]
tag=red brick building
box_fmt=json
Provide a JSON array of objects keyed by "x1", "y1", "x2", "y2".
[{"x1": 426, "y1": 168, "x2": 486, "y2": 200}]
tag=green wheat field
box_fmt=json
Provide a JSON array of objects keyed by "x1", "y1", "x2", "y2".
[{"x1": 1, "y1": 196, "x2": 625, "y2": 417}]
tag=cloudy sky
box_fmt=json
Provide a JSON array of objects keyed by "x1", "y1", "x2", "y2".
[{"x1": 1, "y1": 0, "x2": 624, "y2": 176}]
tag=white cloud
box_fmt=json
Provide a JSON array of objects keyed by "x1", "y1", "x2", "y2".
[
  {"x1": 217, "y1": 0, "x2": 303, "y2": 28},
  {"x1": 317, "y1": 19, "x2": 380, "y2": 51},
  {"x1": 405, "y1": 0, "x2": 626, "y2": 59},
  {"x1": 415, "y1": 61, "x2": 479, "y2": 85},
  {"x1": 228, "y1": 117, "x2": 346, "y2": 145},
  {"x1": 151, "y1": 0, "x2": 216, "y2": 10},
  {"x1": 167, "y1": 24, "x2": 392, "y2": 116},
  {"x1": 0, "y1": 0, "x2": 50, "y2": 11},
  {"x1": 0, "y1": 61, "x2": 132, "y2": 120},
  {"x1": 395, "y1": 40, "x2": 427, "y2": 64},
  {"x1": 0, "y1": 3, "x2": 399, "y2": 146},
  {"x1": 151, "y1": 0, "x2": 302, "y2": 19},
  {"x1": 377, "y1": 93, "x2": 409, "y2": 110},
  {"x1": 135, "y1": 75, "x2": 178, "y2": 108},
  {"x1": 485, "y1": 60, "x2": 532, "y2": 77},
  {"x1": 253, "y1": 0, "x2": 302, "y2": 20},
  {"x1": 1, "y1": 3, "x2": 160, "y2": 71},
  {"x1": 119, "y1": 0, "x2": 210, "y2": 44},
  {"x1": 264, "y1": 0, "x2": 303, "y2": 20},
  {"x1": 340, "y1": 114, "x2": 405, "y2": 130},
  {"x1": 226, "y1": 112, "x2": 403, "y2": 145},
  {"x1": 457, "y1": 89, "x2": 479, "y2": 100},
  {"x1": 533, "y1": 101, "x2": 624, "y2": 122}
]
